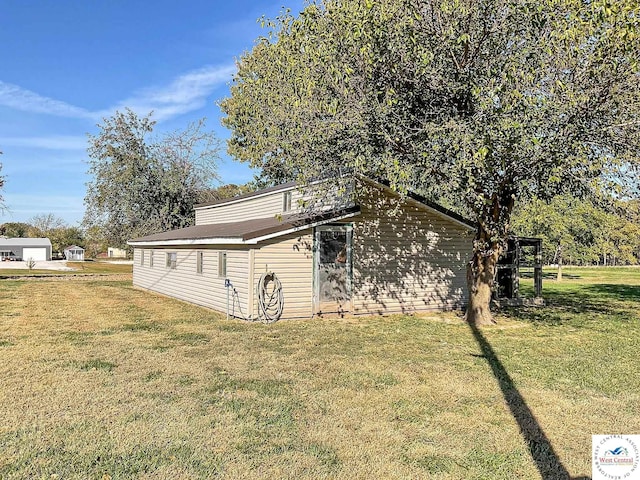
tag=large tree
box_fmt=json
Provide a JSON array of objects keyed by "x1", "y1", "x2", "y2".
[
  {"x1": 29, "y1": 213, "x2": 66, "y2": 234},
  {"x1": 221, "y1": 0, "x2": 640, "y2": 324},
  {"x1": 83, "y1": 109, "x2": 220, "y2": 248}
]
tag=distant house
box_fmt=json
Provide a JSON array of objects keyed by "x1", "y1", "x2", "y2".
[
  {"x1": 107, "y1": 247, "x2": 127, "y2": 258},
  {"x1": 0, "y1": 238, "x2": 52, "y2": 261},
  {"x1": 128, "y1": 177, "x2": 474, "y2": 321},
  {"x1": 64, "y1": 245, "x2": 85, "y2": 261}
]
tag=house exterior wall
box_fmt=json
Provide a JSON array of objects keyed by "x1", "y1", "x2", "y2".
[
  {"x1": 194, "y1": 183, "x2": 352, "y2": 226},
  {"x1": 132, "y1": 247, "x2": 250, "y2": 316},
  {"x1": 130, "y1": 181, "x2": 473, "y2": 319},
  {"x1": 252, "y1": 230, "x2": 314, "y2": 319},
  {"x1": 195, "y1": 187, "x2": 303, "y2": 225},
  {"x1": 0, "y1": 241, "x2": 52, "y2": 261},
  {"x1": 348, "y1": 187, "x2": 472, "y2": 314},
  {"x1": 108, "y1": 247, "x2": 127, "y2": 258},
  {"x1": 64, "y1": 248, "x2": 85, "y2": 261}
]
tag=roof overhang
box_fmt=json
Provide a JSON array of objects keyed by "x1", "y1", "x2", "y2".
[{"x1": 127, "y1": 207, "x2": 360, "y2": 247}]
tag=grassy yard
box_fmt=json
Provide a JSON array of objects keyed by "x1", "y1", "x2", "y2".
[
  {"x1": 0, "y1": 261, "x2": 132, "y2": 277},
  {"x1": 0, "y1": 268, "x2": 638, "y2": 479}
]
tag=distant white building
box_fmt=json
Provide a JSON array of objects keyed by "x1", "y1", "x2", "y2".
[
  {"x1": 107, "y1": 247, "x2": 127, "y2": 258},
  {"x1": 0, "y1": 238, "x2": 52, "y2": 261},
  {"x1": 64, "y1": 245, "x2": 85, "y2": 261}
]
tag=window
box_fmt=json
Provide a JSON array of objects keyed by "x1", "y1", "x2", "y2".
[
  {"x1": 140, "y1": 250, "x2": 145, "y2": 266},
  {"x1": 283, "y1": 191, "x2": 292, "y2": 212},
  {"x1": 149, "y1": 250, "x2": 154, "y2": 268},
  {"x1": 196, "y1": 251, "x2": 203, "y2": 274},
  {"x1": 166, "y1": 252, "x2": 177, "y2": 269},
  {"x1": 218, "y1": 251, "x2": 227, "y2": 277}
]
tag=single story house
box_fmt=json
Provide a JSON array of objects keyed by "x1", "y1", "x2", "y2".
[
  {"x1": 128, "y1": 178, "x2": 475, "y2": 320},
  {"x1": 64, "y1": 245, "x2": 85, "y2": 261},
  {"x1": 0, "y1": 237, "x2": 52, "y2": 261}
]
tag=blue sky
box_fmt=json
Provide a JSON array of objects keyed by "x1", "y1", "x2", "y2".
[{"x1": 0, "y1": 0, "x2": 304, "y2": 226}]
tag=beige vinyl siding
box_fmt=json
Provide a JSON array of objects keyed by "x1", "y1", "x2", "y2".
[
  {"x1": 194, "y1": 184, "x2": 350, "y2": 226},
  {"x1": 195, "y1": 189, "x2": 304, "y2": 225},
  {"x1": 350, "y1": 188, "x2": 472, "y2": 315},
  {"x1": 252, "y1": 230, "x2": 314, "y2": 319},
  {"x1": 132, "y1": 247, "x2": 249, "y2": 317}
]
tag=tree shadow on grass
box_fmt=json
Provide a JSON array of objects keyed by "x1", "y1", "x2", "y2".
[
  {"x1": 501, "y1": 283, "x2": 640, "y2": 326},
  {"x1": 469, "y1": 322, "x2": 591, "y2": 480},
  {"x1": 582, "y1": 283, "x2": 640, "y2": 302}
]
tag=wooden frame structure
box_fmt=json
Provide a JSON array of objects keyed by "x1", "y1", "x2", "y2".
[{"x1": 495, "y1": 236, "x2": 544, "y2": 306}]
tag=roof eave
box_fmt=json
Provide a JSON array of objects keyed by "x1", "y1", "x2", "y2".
[
  {"x1": 247, "y1": 208, "x2": 360, "y2": 243},
  {"x1": 127, "y1": 208, "x2": 361, "y2": 248},
  {"x1": 127, "y1": 237, "x2": 251, "y2": 247}
]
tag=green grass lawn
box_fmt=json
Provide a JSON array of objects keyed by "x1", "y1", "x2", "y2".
[{"x1": 0, "y1": 268, "x2": 637, "y2": 479}]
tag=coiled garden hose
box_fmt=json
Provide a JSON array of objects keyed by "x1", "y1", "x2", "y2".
[
  {"x1": 230, "y1": 271, "x2": 284, "y2": 323},
  {"x1": 257, "y1": 272, "x2": 284, "y2": 323}
]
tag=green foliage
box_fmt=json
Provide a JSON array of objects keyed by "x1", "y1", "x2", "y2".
[
  {"x1": 224, "y1": 0, "x2": 639, "y2": 225},
  {"x1": 513, "y1": 196, "x2": 640, "y2": 265},
  {"x1": 83, "y1": 109, "x2": 220, "y2": 248},
  {"x1": 0, "y1": 222, "x2": 33, "y2": 238},
  {"x1": 82, "y1": 225, "x2": 108, "y2": 259},
  {"x1": 27, "y1": 213, "x2": 84, "y2": 255},
  {"x1": 198, "y1": 182, "x2": 256, "y2": 204},
  {"x1": 28, "y1": 213, "x2": 66, "y2": 233}
]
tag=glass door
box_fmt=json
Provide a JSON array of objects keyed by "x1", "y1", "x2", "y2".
[{"x1": 314, "y1": 225, "x2": 352, "y2": 314}]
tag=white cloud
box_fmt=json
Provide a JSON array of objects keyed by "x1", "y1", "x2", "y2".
[
  {"x1": 0, "y1": 135, "x2": 87, "y2": 150},
  {"x1": 0, "y1": 81, "x2": 93, "y2": 119},
  {"x1": 0, "y1": 63, "x2": 236, "y2": 123},
  {"x1": 104, "y1": 64, "x2": 236, "y2": 121}
]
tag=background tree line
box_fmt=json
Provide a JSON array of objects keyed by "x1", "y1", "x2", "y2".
[{"x1": 512, "y1": 196, "x2": 640, "y2": 268}]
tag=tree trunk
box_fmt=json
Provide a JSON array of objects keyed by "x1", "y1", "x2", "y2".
[
  {"x1": 465, "y1": 190, "x2": 514, "y2": 326},
  {"x1": 556, "y1": 245, "x2": 563, "y2": 282},
  {"x1": 465, "y1": 245, "x2": 500, "y2": 326}
]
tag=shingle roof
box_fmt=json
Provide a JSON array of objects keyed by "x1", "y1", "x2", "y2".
[{"x1": 128, "y1": 206, "x2": 361, "y2": 245}]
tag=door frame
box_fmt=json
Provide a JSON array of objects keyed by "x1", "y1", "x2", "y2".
[{"x1": 313, "y1": 223, "x2": 353, "y2": 314}]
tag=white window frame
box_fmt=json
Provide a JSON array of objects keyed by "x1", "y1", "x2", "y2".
[
  {"x1": 149, "y1": 250, "x2": 154, "y2": 268},
  {"x1": 218, "y1": 251, "x2": 227, "y2": 277},
  {"x1": 283, "y1": 191, "x2": 292, "y2": 212},
  {"x1": 166, "y1": 252, "x2": 177, "y2": 270},
  {"x1": 196, "y1": 251, "x2": 204, "y2": 274},
  {"x1": 140, "y1": 249, "x2": 145, "y2": 266}
]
